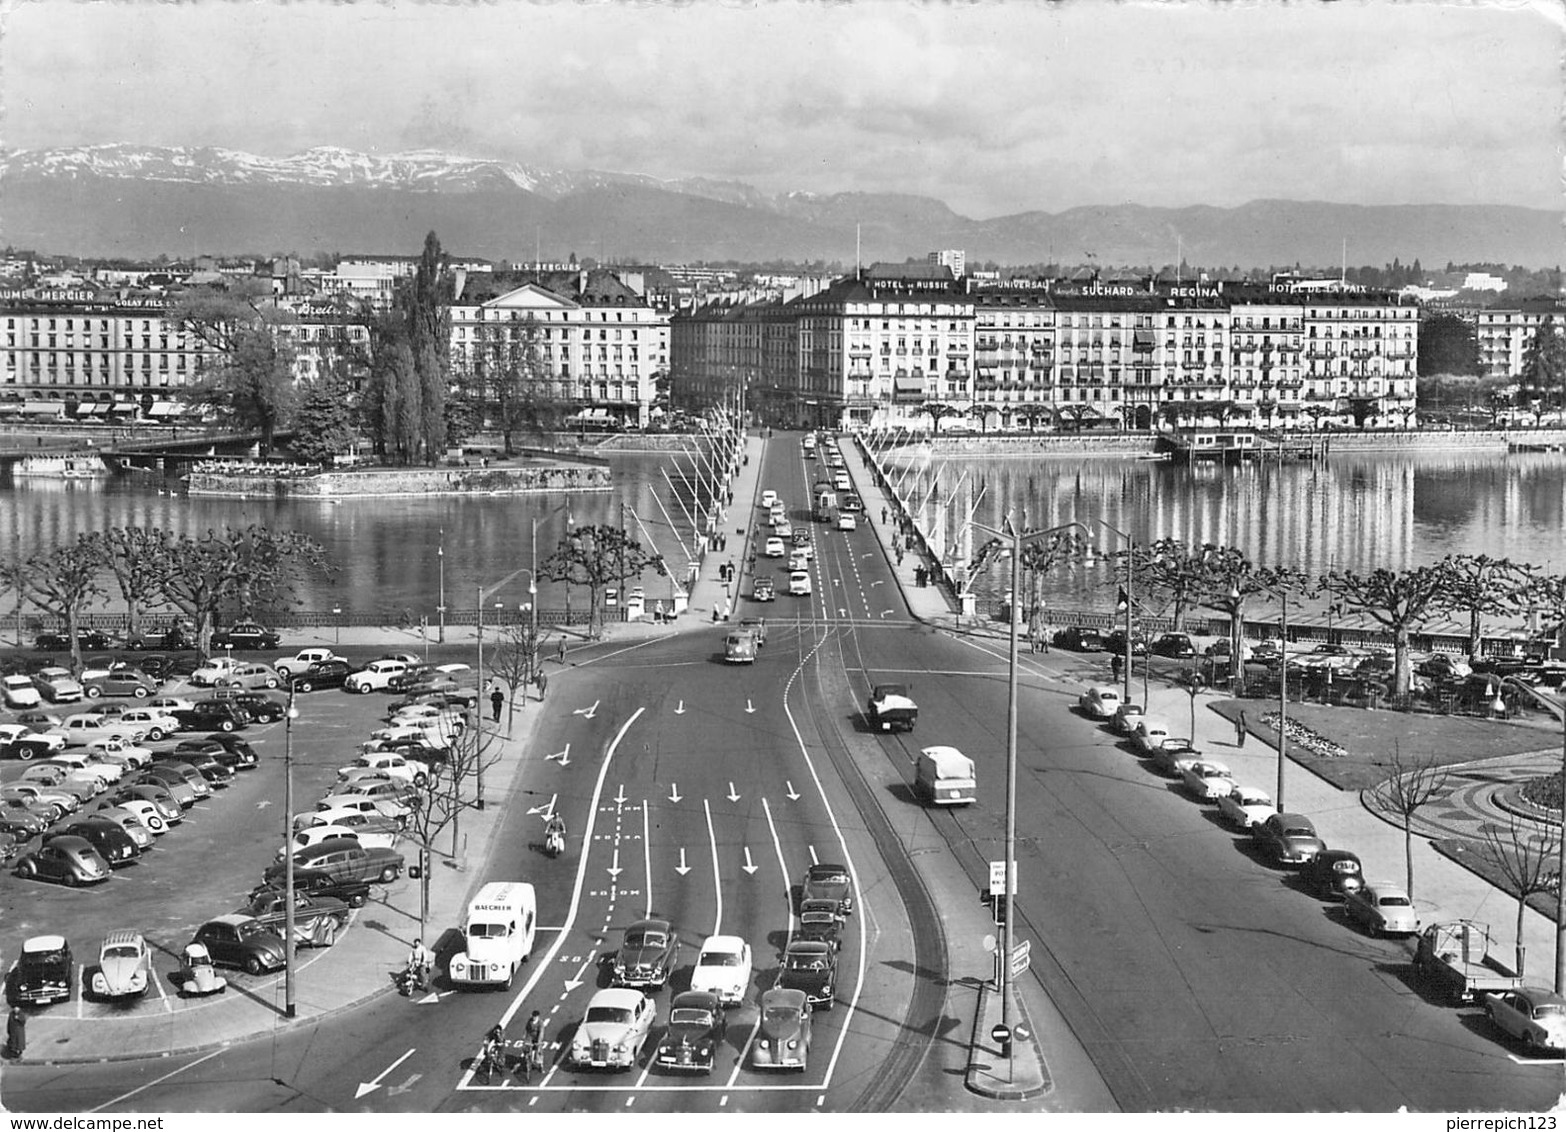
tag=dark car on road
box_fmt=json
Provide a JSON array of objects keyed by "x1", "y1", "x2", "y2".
[
  {"x1": 1301, "y1": 848, "x2": 1365, "y2": 900},
  {"x1": 612, "y1": 918, "x2": 679, "y2": 990},
  {"x1": 800, "y1": 863, "x2": 854, "y2": 917},
  {"x1": 154, "y1": 751, "x2": 235, "y2": 788},
  {"x1": 191, "y1": 915, "x2": 287, "y2": 975},
  {"x1": 209, "y1": 623, "x2": 281, "y2": 650},
  {"x1": 35, "y1": 630, "x2": 111, "y2": 652},
  {"x1": 1151, "y1": 633, "x2": 1197, "y2": 659},
  {"x1": 210, "y1": 690, "x2": 286, "y2": 723},
  {"x1": 655, "y1": 991, "x2": 726, "y2": 1074},
  {"x1": 55, "y1": 819, "x2": 139, "y2": 868},
  {"x1": 250, "y1": 872, "x2": 371, "y2": 909},
  {"x1": 175, "y1": 737, "x2": 258, "y2": 771},
  {"x1": 1256, "y1": 812, "x2": 1326, "y2": 867},
  {"x1": 262, "y1": 838, "x2": 404, "y2": 887},
  {"x1": 778, "y1": 939, "x2": 838, "y2": 1009},
  {"x1": 1052, "y1": 626, "x2": 1105, "y2": 652},
  {"x1": 287, "y1": 659, "x2": 357, "y2": 694},
  {"x1": 171, "y1": 700, "x2": 249, "y2": 733},
  {"x1": 200, "y1": 732, "x2": 261, "y2": 764},
  {"x1": 8, "y1": 936, "x2": 74, "y2": 1006},
  {"x1": 1104, "y1": 629, "x2": 1149, "y2": 657},
  {"x1": 796, "y1": 899, "x2": 845, "y2": 952}
]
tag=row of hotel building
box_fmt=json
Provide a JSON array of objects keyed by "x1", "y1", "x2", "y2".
[{"x1": 1, "y1": 260, "x2": 1560, "y2": 431}]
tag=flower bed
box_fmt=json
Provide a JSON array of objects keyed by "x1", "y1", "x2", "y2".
[{"x1": 1259, "y1": 711, "x2": 1349, "y2": 758}]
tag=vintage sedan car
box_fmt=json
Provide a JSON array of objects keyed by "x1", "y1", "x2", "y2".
[
  {"x1": 110, "y1": 709, "x2": 180, "y2": 743},
  {"x1": 1108, "y1": 702, "x2": 1145, "y2": 736},
  {"x1": 14, "y1": 710, "x2": 64, "y2": 735},
  {"x1": 5, "y1": 781, "x2": 80, "y2": 819},
  {"x1": 801, "y1": 863, "x2": 854, "y2": 916},
  {"x1": 752, "y1": 986, "x2": 812, "y2": 1070},
  {"x1": 1052, "y1": 626, "x2": 1105, "y2": 652},
  {"x1": 656, "y1": 990, "x2": 725, "y2": 1073},
  {"x1": 1104, "y1": 630, "x2": 1149, "y2": 658},
  {"x1": 32, "y1": 667, "x2": 84, "y2": 704},
  {"x1": 1151, "y1": 633, "x2": 1197, "y2": 659},
  {"x1": 251, "y1": 871, "x2": 372, "y2": 910},
  {"x1": 14, "y1": 835, "x2": 111, "y2": 886},
  {"x1": 835, "y1": 512, "x2": 856, "y2": 531},
  {"x1": 148, "y1": 695, "x2": 196, "y2": 715},
  {"x1": 1179, "y1": 759, "x2": 1237, "y2": 800},
  {"x1": 20, "y1": 764, "x2": 100, "y2": 804},
  {"x1": 571, "y1": 988, "x2": 655, "y2": 1071},
  {"x1": 273, "y1": 648, "x2": 340, "y2": 679},
  {"x1": 1485, "y1": 988, "x2": 1566, "y2": 1055},
  {"x1": 209, "y1": 623, "x2": 281, "y2": 651},
  {"x1": 752, "y1": 576, "x2": 776, "y2": 602},
  {"x1": 156, "y1": 750, "x2": 234, "y2": 788},
  {"x1": 82, "y1": 669, "x2": 160, "y2": 700},
  {"x1": 286, "y1": 659, "x2": 357, "y2": 693},
  {"x1": 183, "y1": 733, "x2": 259, "y2": 769},
  {"x1": 215, "y1": 663, "x2": 282, "y2": 691},
  {"x1": 345, "y1": 659, "x2": 415, "y2": 694},
  {"x1": 612, "y1": 918, "x2": 679, "y2": 990},
  {"x1": 2, "y1": 673, "x2": 41, "y2": 709},
  {"x1": 760, "y1": 489, "x2": 778, "y2": 508},
  {"x1": 188, "y1": 657, "x2": 242, "y2": 687},
  {"x1": 8, "y1": 935, "x2": 75, "y2": 1006},
  {"x1": 764, "y1": 537, "x2": 787, "y2": 558},
  {"x1": 171, "y1": 700, "x2": 249, "y2": 733},
  {"x1": 55, "y1": 819, "x2": 140, "y2": 867},
  {"x1": 299, "y1": 808, "x2": 403, "y2": 841},
  {"x1": 1344, "y1": 883, "x2": 1419, "y2": 937},
  {"x1": 777, "y1": 940, "x2": 837, "y2": 1009},
  {"x1": 277, "y1": 826, "x2": 365, "y2": 860},
  {"x1": 1216, "y1": 785, "x2": 1276, "y2": 832},
  {"x1": 1418, "y1": 654, "x2": 1473, "y2": 682},
  {"x1": 0, "y1": 798, "x2": 49, "y2": 837},
  {"x1": 191, "y1": 915, "x2": 287, "y2": 974},
  {"x1": 1130, "y1": 718, "x2": 1174, "y2": 756},
  {"x1": 262, "y1": 838, "x2": 404, "y2": 886},
  {"x1": 316, "y1": 792, "x2": 413, "y2": 825},
  {"x1": 90, "y1": 930, "x2": 151, "y2": 999},
  {"x1": 143, "y1": 762, "x2": 212, "y2": 799},
  {"x1": 1078, "y1": 684, "x2": 1122, "y2": 720},
  {"x1": 338, "y1": 753, "x2": 430, "y2": 787},
  {"x1": 211, "y1": 691, "x2": 286, "y2": 723},
  {"x1": 787, "y1": 549, "x2": 810, "y2": 572},
  {"x1": 797, "y1": 899, "x2": 845, "y2": 952},
  {"x1": 1301, "y1": 849, "x2": 1366, "y2": 900},
  {"x1": 90, "y1": 805, "x2": 157, "y2": 848},
  {"x1": 688, "y1": 935, "x2": 752, "y2": 1006},
  {"x1": 1256, "y1": 813, "x2": 1326, "y2": 867},
  {"x1": 107, "y1": 784, "x2": 182, "y2": 825},
  {"x1": 724, "y1": 629, "x2": 759, "y2": 665}
]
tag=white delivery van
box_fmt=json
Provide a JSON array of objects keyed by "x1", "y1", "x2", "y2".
[
  {"x1": 447, "y1": 881, "x2": 536, "y2": 988},
  {"x1": 915, "y1": 745, "x2": 976, "y2": 806}
]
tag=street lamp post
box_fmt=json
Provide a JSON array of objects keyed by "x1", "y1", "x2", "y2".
[
  {"x1": 332, "y1": 606, "x2": 341, "y2": 648},
  {"x1": 437, "y1": 528, "x2": 446, "y2": 644},
  {"x1": 1236, "y1": 582, "x2": 1291, "y2": 811},
  {"x1": 282, "y1": 688, "x2": 299, "y2": 1018}
]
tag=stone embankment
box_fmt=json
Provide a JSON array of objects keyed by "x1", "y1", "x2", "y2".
[
  {"x1": 186, "y1": 461, "x2": 610, "y2": 498},
  {"x1": 896, "y1": 427, "x2": 1566, "y2": 458}
]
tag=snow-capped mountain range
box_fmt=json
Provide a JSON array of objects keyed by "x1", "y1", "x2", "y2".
[{"x1": 0, "y1": 143, "x2": 1556, "y2": 269}]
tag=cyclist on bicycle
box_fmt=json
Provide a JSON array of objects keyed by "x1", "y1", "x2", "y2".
[
  {"x1": 479, "y1": 1023, "x2": 505, "y2": 1076},
  {"x1": 524, "y1": 1010, "x2": 544, "y2": 1052},
  {"x1": 521, "y1": 1010, "x2": 545, "y2": 1078}
]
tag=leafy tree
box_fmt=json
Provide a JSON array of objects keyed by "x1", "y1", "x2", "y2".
[
  {"x1": 539, "y1": 524, "x2": 661, "y2": 637},
  {"x1": 289, "y1": 360, "x2": 360, "y2": 465},
  {"x1": 362, "y1": 320, "x2": 422, "y2": 464},
  {"x1": 2, "y1": 538, "x2": 104, "y2": 673},
  {"x1": 924, "y1": 402, "x2": 962, "y2": 435},
  {"x1": 171, "y1": 280, "x2": 298, "y2": 455},
  {"x1": 1418, "y1": 314, "x2": 1481, "y2": 377},
  {"x1": 81, "y1": 528, "x2": 167, "y2": 641},
  {"x1": 403, "y1": 232, "x2": 451, "y2": 462},
  {"x1": 1319, "y1": 564, "x2": 1451, "y2": 697},
  {"x1": 462, "y1": 314, "x2": 549, "y2": 454},
  {"x1": 1194, "y1": 548, "x2": 1309, "y2": 696},
  {"x1": 1139, "y1": 538, "x2": 1209, "y2": 631},
  {"x1": 156, "y1": 526, "x2": 335, "y2": 654},
  {"x1": 1520, "y1": 315, "x2": 1566, "y2": 409},
  {"x1": 1433, "y1": 554, "x2": 1535, "y2": 660}
]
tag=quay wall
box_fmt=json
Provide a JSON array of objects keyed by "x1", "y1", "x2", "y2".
[
  {"x1": 900, "y1": 428, "x2": 1566, "y2": 458},
  {"x1": 186, "y1": 462, "x2": 611, "y2": 499}
]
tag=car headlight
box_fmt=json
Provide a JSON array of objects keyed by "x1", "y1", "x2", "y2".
[
  {"x1": 759, "y1": 1039, "x2": 770, "y2": 1049},
  {"x1": 698, "y1": 1045, "x2": 711, "y2": 1056},
  {"x1": 787, "y1": 1039, "x2": 798, "y2": 1049}
]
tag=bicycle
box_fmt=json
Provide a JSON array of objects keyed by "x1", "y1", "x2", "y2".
[
  {"x1": 518, "y1": 1036, "x2": 544, "y2": 1083},
  {"x1": 477, "y1": 1038, "x2": 506, "y2": 1083}
]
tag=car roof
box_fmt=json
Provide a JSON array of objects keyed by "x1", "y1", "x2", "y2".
[
  {"x1": 671, "y1": 990, "x2": 722, "y2": 1011},
  {"x1": 628, "y1": 918, "x2": 672, "y2": 933},
  {"x1": 588, "y1": 987, "x2": 647, "y2": 1009},
  {"x1": 22, "y1": 935, "x2": 68, "y2": 953},
  {"x1": 102, "y1": 929, "x2": 143, "y2": 949},
  {"x1": 204, "y1": 913, "x2": 254, "y2": 927},
  {"x1": 786, "y1": 939, "x2": 832, "y2": 955},
  {"x1": 698, "y1": 934, "x2": 747, "y2": 954},
  {"x1": 761, "y1": 986, "x2": 808, "y2": 1009}
]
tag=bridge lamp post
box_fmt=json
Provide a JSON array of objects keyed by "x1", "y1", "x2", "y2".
[{"x1": 965, "y1": 514, "x2": 1088, "y2": 1073}]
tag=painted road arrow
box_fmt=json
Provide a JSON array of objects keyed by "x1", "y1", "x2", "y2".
[
  {"x1": 614, "y1": 784, "x2": 628, "y2": 806},
  {"x1": 745, "y1": 699, "x2": 756, "y2": 714},
  {"x1": 606, "y1": 848, "x2": 623, "y2": 878},
  {"x1": 669, "y1": 783, "x2": 682, "y2": 804},
  {"x1": 742, "y1": 847, "x2": 759, "y2": 875},
  {"x1": 674, "y1": 700, "x2": 686, "y2": 715},
  {"x1": 675, "y1": 848, "x2": 691, "y2": 876},
  {"x1": 547, "y1": 744, "x2": 571, "y2": 766},
  {"x1": 355, "y1": 1047, "x2": 416, "y2": 1099},
  {"x1": 786, "y1": 781, "x2": 801, "y2": 801},
  {"x1": 573, "y1": 700, "x2": 600, "y2": 719},
  {"x1": 256, "y1": 800, "x2": 271, "y2": 809},
  {"x1": 727, "y1": 782, "x2": 741, "y2": 802},
  {"x1": 416, "y1": 989, "x2": 456, "y2": 1005},
  {"x1": 386, "y1": 1073, "x2": 423, "y2": 1097},
  {"x1": 526, "y1": 793, "x2": 559, "y2": 816},
  {"x1": 563, "y1": 950, "x2": 598, "y2": 992}
]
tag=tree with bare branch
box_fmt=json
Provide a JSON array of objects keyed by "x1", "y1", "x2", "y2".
[
  {"x1": 1434, "y1": 554, "x2": 1536, "y2": 661},
  {"x1": 1374, "y1": 742, "x2": 1451, "y2": 903},
  {"x1": 81, "y1": 528, "x2": 167, "y2": 642},
  {"x1": 489, "y1": 621, "x2": 540, "y2": 730},
  {"x1": 1319, "y1": 564, "x2": 1451, "y2": 698},
  {"x1": 1480, "y1": 812, "x2": 1561, "y2": 978},
  {"x1": 401, "y1": 713, "x2": 497, "y2": 939}
]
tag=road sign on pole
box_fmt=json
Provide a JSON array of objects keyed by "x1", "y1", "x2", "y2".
[
  {"x1": 1010, "y1": 940, "x2": 1031, "y2": 977},
  {"x1": 988, "y1": 859, "x2": 1018, "y2": 896}
]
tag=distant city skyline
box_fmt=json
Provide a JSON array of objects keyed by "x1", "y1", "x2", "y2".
[{"x1": 1, "y1": 0, "x2": 1560, "y2": 218}]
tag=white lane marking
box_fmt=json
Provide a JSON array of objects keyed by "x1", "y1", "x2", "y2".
[
  {"x1": 355, "y1": 1046, "x2": 417, "y2": 1100},
  {"x1": 642, "y1": 799, "x2": 653, "y2": 920},
  {"x1": 88, "y1": 1048, "x2": 225, "y2": 1112},
  {"x1": 704, "y1": 798, "x2": 724, "y2": 935}
]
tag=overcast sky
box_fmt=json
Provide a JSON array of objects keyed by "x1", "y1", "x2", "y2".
[{"x1": 2, "y1": 0, "x2": 1560, "y2": 217}]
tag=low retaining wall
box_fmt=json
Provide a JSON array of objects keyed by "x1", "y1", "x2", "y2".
[
  {"x1": 882, "y1": 428, "x2": 1566, "y2": 458},
  {"x1": 187, "y1": 462, "x2": 612, "y2": 498}
]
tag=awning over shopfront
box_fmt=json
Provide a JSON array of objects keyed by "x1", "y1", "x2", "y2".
[
  {"x1": 106, "y1": 401, "x2": 139, "y2": 418},
  {"x1": 74, "y1": 403, "x2": 109, "y2": 417},
  {"x1": 146, "y1": 400, "x2": 181, "y2": 417},
  {"x1": 892, "y1": 374, "x2": 925, "y2": 402},
  {"x1": 21, "y1": 399, "x2": 65, "y2": 418}
]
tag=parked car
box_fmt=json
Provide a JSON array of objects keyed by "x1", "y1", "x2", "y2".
[
  {"x1": 1179, "y1": 759, "x2": 1237, "y2": 800},
  {"x1": 1256, "y1": 812, "x2": 1325, "y2": 867},
  {"x1": 111, "y1": 709, "x2": 179, "y2": 742},
  {"x1": 251, "y1": 871, "x2": 372, "y2": 910},
  {"x1": 91, "y1": 805, "x2": 157, "y2": 847},
  {"x1": 1484, "y1": 988, "x2": 1566, "y2": 1055},
  {"x1": 155, "y1": 751, "x2": 234, "y2": 788},
  {"x1": 337, "y1": 753, "x2": 430, "y2": 787},
  {"x1": 1215, "y1": 785, "x2": 1275, "y2": 831},
  {"x1": 32, "y1": 667, "x2": 84, "y2": 704},
  {"x1": 54, "y1": 819, "x2": 139, "y2": 867},
  {"x1": 570, "y1": 988, "x2": 654, "y2": 1070},
  {"x1": 212, "y1": 690, "x2": 285, "y2": 723},
  {"x1": 345, "y1": 659, "x2": 414, "y2": 694},
  {"x1": 752, "y1": 987, "x2": 812, "y2": 1070},
  {"x1": 1108, "y1": 702, "x2": 1145, "y2": 736},
  {"x1": 191, "y1": 915, "x2": 286, "y2": 974},
  {"x1": 90, "y1": 930, "x2": 151, "y2": 999},
  {"x1": 14, "y1": 835, "x2": 111, "y2": 886},
  {"x1": 688, "y1": 935, "x2": 752, "y2": 1006},
  {"x1": 215, "y1": 663, "x2": 282, "y2": 691},
  {"x1": 171, "y1": 701, "x2": 249, "y2": 733},
  {"x1": 315, "y1": 793, "x2": 412, "y2": 825},
  {"x1": 1104, "y1": 630, "x2": 1149, "y2": 658},
  {"x1": 47, "y1": 712, "x2": 148, "y2": 748},
  {"x1": 2, "y1": 674, "x2": 41, "y2": 709},
  {"x1": 1344, "y1": 883, "x2": 1419, "y2": 937},
  {"x1": 612, "y1": 918, "x2": 679, "y2": 990},
  {"x1": 1130, "y1": 718, "x2": 1174, "y2": 756},
  {"x1": 0, "y1": 723, "x2": 65, "y2": 761},
  {"x1": 135, "y1": 767, "x2": 201, "y2": 807},
  {"x1": 188, "y1": 657, "x2": 246, "y2": 687},
  {"x1": 296, "y1": 809, "x2": 403, "y2": 841},
  {"x1": 1151, "y1": 633, "x2": 1197, "y2": 659},
  {"x1": 195, "y1": 732, "x2": 260, "y2": 764},
  {"x1": 1301, "y1": 849, "x2": 1366, "y2": 900},
  {"x1": 261, "y1": 837, "x2": 404, "y2": 886},
  {"x1": 107, "y1": 785, "x2": 182, "y2": 825},
  {"x1": 1052, "y1": 626, "x2": 1104, "y2": 652},
  {"x1": 209, "y1": 623, "x2": 281, "y2": 651},
  {"x1": 82, "y1": 669, "x2": 160, "y2": 700},
  {"x1": 1078, "y1": 685, "x2": 1122, "y2": 719},
  {"x1": 8, "y1": 935, "x2": 75, "y2": 1005},
  {"x1": 273, "y1": 649, "x2": 341, "y2": 679},
  {"x1": 1418, "y1": 654, "x2": 1474, "y2": 682},
  {"x1": 287, "y1": 659, "x2": 357, "y2": 693},
  {"x1": 777, "y1": 939, "x2": 837, "y2": 1009},
  {"x1": 0, "y1": 799, "x2": 48, "y2": 837},
  {"x1": 655, "y1": 990, "x2": 726, "y2": 1073}
]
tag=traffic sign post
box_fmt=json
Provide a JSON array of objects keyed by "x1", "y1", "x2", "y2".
[
  {"x1": 991, "y1": 1022, "x2": 1012, "y2": 1058},
  {"x1": 988, "y1": 859, "x2": 1018, "y2": 896},
  {"x1": 1010, "y1": 939, "x2": 1031, "y2": 977}
]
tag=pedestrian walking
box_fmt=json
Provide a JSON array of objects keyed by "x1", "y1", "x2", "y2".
[
  {"x1": 536, "y1": 670, "x2": 549, "y2": 701},
  {"x1": 6, "y1": 1006, "x2": 24, "y2": 1059},
  {"x1": 881, "y1": 506, "x2": 888, "y2": 525},
  {"x1": 1235, "y1": 710, "x2": 1248, "y2": 748},
  {"x1": 1111, "y1": 652, "x2": 1124, "y2": 680},
  {"x1": 491, "y1": 687, "x2": 504, "y2": 723},
  {"x1": 557, "y1": 636, "x2": 567, "y2": 665}
]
